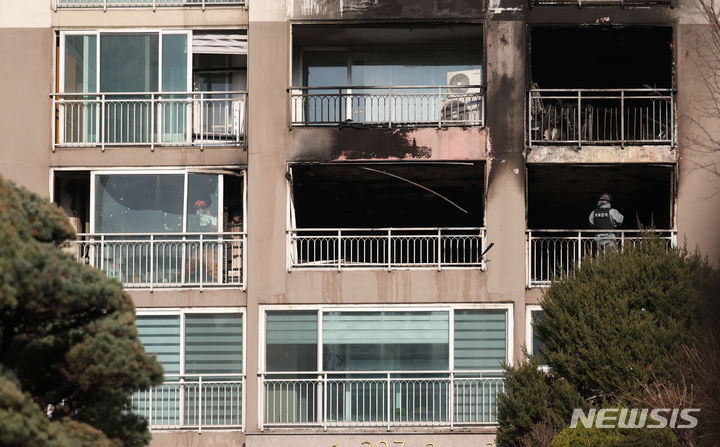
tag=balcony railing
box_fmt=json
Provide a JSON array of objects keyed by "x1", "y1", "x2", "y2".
[
  {"x1": 131, "y1": 374, "x2": 244, "y2": 431},
  {"x1": 68, "y1": 232, "x2": 246, "y2": 289},
  {"x1": 53, "y1": 92, "x2": 247, "y2": 150},
  {"x1": 528, "y1": 89, "x2": 676, "y2": 147},
  {"x1": 290, "y1": 85, "x2": 485, "y2": 127},
  {"x1": 260, "y1": 371, "x2": 504, "y2": 430},
  {"x1": 531, "y1": 0, "x2": 671, "y2": 5},
  {"x1": 526, "y1": 229, "x2": 677, "y2": 287},
  {"x1": 287, "y1": 228, "x2": 487, "y2": 270},
  {"x1": 55, "y1": 0, "x2": 245, "y2": 9}
]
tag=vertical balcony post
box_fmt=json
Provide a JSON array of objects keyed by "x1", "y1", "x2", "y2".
[
  {"x1": 386, "y1": 373, "x2": 391, "y2": 430},
  {"x1": 100, "y1": 94, "x2": 106, "y2": 151},
  {"x1": 337, "y1": 230, "x2": 342, "y2": 270},
  {"x1": 438, "y1": 86, "x2": 442, "y2": 128},
  {"x1": 527, "y1": 231, "x2": 533, "y2": 287},
  {"x1": 148, "y1": 386, "x2": 153, "y2": 428},
  {"x1": 149, "y1": 234, "x2": 154, "y2": 291},
  {"x1": 527, "y1": 90, "x2": 533, "y2": 148},
  {"x1": 199, "y1": 234, "x2": 204, "y2": 290},
  {"x1": 150, "y1": 93, "x2": 155, "y2": 151},
  {"x1": 620, "y1": 90, "x2": 625, "y2": 148},
  {"x1": 449, "y1": 372, "x2": 455, "y2": 430},
  {"x1": 576, "y1": 90, "x2": 582, "y2": 149},
  {"x1": 388, "y1": 87, "x2": 393, "y2": 128},
  {"x1": 577, "y1": 231, "x2": 583, "y2": 272},
  {"x1": 198, "y1": 375, "x2": 203, "y2": 433},
  {"x1": 322, "y1": 373, "x2": 328, "y2": 431},
  {"x1": 437, "y1": 228, "x2": 442, "y2": 271},
  {"x1": 200, "y1": 93, "x2": 205, "y2": 151},
  {"x1": 387, "y1": 229, "x2": 392, "y2": 270}
]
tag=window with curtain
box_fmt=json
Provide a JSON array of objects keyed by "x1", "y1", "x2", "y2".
[
  {"x1": 136, "y1": 312, "x2": 243, "y2": 377},
  {"x1": 264, "y1": 308, "x2": 508, "y2": 373}
]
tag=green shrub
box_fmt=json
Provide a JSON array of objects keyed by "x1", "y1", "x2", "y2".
[{"x1": 551, "y1": 425, "x2": 679, "y2": 447}]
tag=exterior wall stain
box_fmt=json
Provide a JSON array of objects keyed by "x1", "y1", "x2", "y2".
[{"x1": 290, "y1": 127, "x2": 487, "y2": 161}]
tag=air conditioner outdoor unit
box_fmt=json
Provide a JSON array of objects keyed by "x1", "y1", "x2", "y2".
[{"x1": 442, "y1": 69, "x2": 483, "y2": 123}]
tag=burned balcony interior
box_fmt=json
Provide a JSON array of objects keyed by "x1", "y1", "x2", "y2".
[
  {"x1": 528, "y1": 26, "x2": 675, "y2": 148},
  {"x1": 526, "y1": 164, "x2": 676, "y2": 286},
  {"x1": 287, "y1": 163, "x2": 486, "y2": 269},
  {"x1": 55, "y1": 30, "x2": 247, "y2": 149},
  {"x1": 54, "y1": 169, "x2": 246, "y2": 288},
  {"x1": 290, "y1": 24, "x2": 483, "y2": 127}
]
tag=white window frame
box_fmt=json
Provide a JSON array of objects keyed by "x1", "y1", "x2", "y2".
[
  {"x1": 135, "y1": 307, "x2": 246, "y2": 378},
  {"x1": 259, "y1": 303, "x2": 514, "y2": 374},
  {"x1": 525, "y1": 304, "x2": 549, "y2": 371},
  {"x1": 89, "y1": 168, "x2": 224, "y2": 234},
  {"x1": 59, "y1": 29, "x2": 192, "y2": 95}
]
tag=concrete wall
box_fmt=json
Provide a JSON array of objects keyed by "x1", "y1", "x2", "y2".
[
  {"x1": 0, "y1": 24, "x2": 53, "y2": 196},
  {"x1": 676, "y1": 22, "x2": 720, "y2": 264}
]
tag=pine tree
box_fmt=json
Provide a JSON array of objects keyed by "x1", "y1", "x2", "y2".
[{"x1": 0, "y1": 176, "x2": 163, "y2": 447}]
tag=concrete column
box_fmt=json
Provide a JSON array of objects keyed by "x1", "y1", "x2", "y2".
[
  {"x1": 484, "y1": 20, "x2": 528, "y2": 364},
  {"x1": 246, "y1": 16, "x2": 291, "y2": 433}
]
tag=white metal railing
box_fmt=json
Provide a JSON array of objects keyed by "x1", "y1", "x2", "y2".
[
  {"x1": 531, "y1": 0, "x2": 671, "y2": 5},
  {"x1": 287, "y1": 228, "x2": 486, "y2": 270},
  {"x1": 53, "y1": 92, "x2": 247, "y2": 150},
  {"x1": 55, "y1": 0, "x2": 245, "y2": 9},
  {"x1": 528, "y1": 89, "x2": 676, "y2": 147},
  {"x1": 290, "y1": 85, "x2": 485, "y2": 127},
  {"x1": 260, "y1": 371, "x2": 504, "y2": 430},
  {"x1": 131, "y1": 374, "x2": 244, "y2": 431},
  {"x1": 68, "y1": 232, "x2": 246, "y2": 289},
  {"x1": 526, "y1": 229, "x2": 677, "y2": 287}
]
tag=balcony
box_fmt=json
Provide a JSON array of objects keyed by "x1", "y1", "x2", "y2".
[
  {"x1": 260, "y1": 371, "x2": 504, "y2": 429},
  {"x1": 290, "y1": 85, "x2": 484, "y2": 128},
  {"x1": 526, "y1": 229, "x2": 677, "y2": 287},
  {"x1": 53, "y1": 92, "x2": 247, "y2": 150},
  {"x1": 288, "y1": 227, "x2": 486, "y2": 270},
  {"x1": 131, "y1": 374, "x2": 244, "y2": 431},
  {"x1": 55, "y1": 0, "x2": 245, "y2": 8},
  {"x1": 528, "y1": 88, "x2": 676, "y2": 148},
  {"x1": 69, "y1": 232, "x2": 246, "y2": 289}
]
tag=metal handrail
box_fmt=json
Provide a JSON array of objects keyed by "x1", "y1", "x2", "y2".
[
  {"x1": 290, "y1": 85, "x2": 485, "y2": 127},
  {"x1": 260, "y1": 370, "x2": 504, "y2": 429},
  {"x1": 526, "y1": 229, "x2": 677, "y2": 287},
  {"x1": 131, "y1": 374, "x2": 245, "y2": 431},
  {"x1": 56, "y1": 0, "x2": 245, "y2": 8},
  {"x1": 287, "y1": 227, "x2": 486, "y2": 270},
  {"x1": 53, "y1": 91, "x2": 247, "y2": 150},
  {"x1": 528, "y1": 88, "x2": 676, "y2": 148},
  {"x1": 68, "y1": 232, "x2": 246, "y2": 289}
]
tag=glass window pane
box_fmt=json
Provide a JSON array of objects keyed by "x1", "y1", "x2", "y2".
[
  {"x1": 100, "y1": 33, "x2": 158, "y2": 92},
  {"x1": 136, "y1": 315, "x2": 181, "y2": 375},
  {"x1": 531, "y1": 310, "x2": 546, "y2": 365},
  {"x1": 64, "y1": 34, "x2": 97, "y2": 93},
  {"x1": 454, "y1": 310, "x2": 507, "y2": 370},
  {"x1": 162, "y1": 34, "x2": 188, "y2": 92},
  {"x1": 94, "y1": 174, "x2": 184, "y2": 233},
  {"x1": 185, "y1": 313, "x2": 242, "y2": 375},
  {"x1": 323, "y1": 311, "x2": 449, "y2": 371},
  {"x1": 266, "y1": 311, "x2": 317, "y2": 372},
  {"x1": 187, "y1": 174, "x2": 219, "y2": 232}
]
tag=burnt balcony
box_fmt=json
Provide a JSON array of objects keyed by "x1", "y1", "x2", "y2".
[{"x1": 528, "y1": 88, "x2": 676, "y2": 148}]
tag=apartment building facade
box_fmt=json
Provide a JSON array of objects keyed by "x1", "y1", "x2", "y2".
[{"x1": 0, "y1": 0, "x2": 719, "y2": 446}]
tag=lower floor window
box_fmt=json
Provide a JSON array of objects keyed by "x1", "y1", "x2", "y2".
[
  {"x1": 261, "y1": 306, "x2": 509, "y2": 427},
  {"x1": 133, "y1": 309, "x2": 245, "y2": 429}
]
